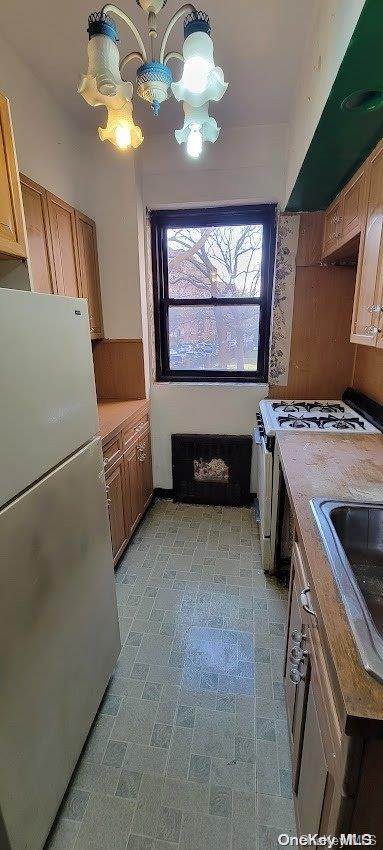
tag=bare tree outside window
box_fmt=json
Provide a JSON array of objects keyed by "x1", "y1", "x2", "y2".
[
  {"x1": 167, "y1": 225, "x2": 262, "y2": 371},
  {"x1": 151, "y1": 206, "x2": 276, "y2": 382}
]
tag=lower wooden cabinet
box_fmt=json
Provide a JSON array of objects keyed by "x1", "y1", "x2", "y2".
[
  {"x1": 124, "y1": 441, "x2": 142, "y2": 536},
  {"x1": 285, "y1": 539, "x2": 383, "y2": 838},
  {"x1": 140, "y1": 429, "x2": 154, "y2": 513},
  {"x1": 105, "y1": 458, "x2": 128, "y2": 562},
  {"x1": 285, "y1": 543, "x2": 340, "y2": 836},
  {"x1": 103, "y1": 417, "x2": 153, "y2": 566}
]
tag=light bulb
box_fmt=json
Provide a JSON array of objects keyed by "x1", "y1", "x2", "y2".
[
  {"x1": 187, "y1": 124, "x2": 203, "y2": 158},
  {"x1": 182, "y1": 56, "x2": 213, "y2": 95},
  {"x1": 114, "y1": 123, "x2": 131, "y2": 150}
]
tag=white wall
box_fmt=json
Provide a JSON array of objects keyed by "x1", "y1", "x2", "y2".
[
  {"x1": 139, "y1": 123, "x2": 289, "y2": 209},
  {"x1": 136, "y1": 123, "x2": 289, "y2": 488},
  {"x1": 285, "y1": 0, "x2": 365, "y2": 205},
  {"x1": 151, "y1": 383, "x2": 267, "y2": 491},
  {"x1": 0, "y1": 33, "x2": 143, "y2": 339}
]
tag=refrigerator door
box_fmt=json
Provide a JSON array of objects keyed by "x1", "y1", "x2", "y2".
[
  {"x1": 0, "y1": 438, "x2": 120, "y2": 850},
  {"x1": 0, "y1": 289, "x2": 98, "y2": 507}
]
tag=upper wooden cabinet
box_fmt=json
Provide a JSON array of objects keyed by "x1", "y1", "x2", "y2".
[
  {"x1": 350, "y1": 140, "x2": 383, "y2": 347},
  {"x1": 47, "y1": 192, "x2": 81, "y2": 299},
  {"x1": 20, "y1": 174, "x2": 104, "y2": 338},
  {"x1": 322, "y1": 163, "x2": 366, "y2": 260},
  {"x1": 322, "y1": 136, "x2": 383, "y2": 348},
  {"x1": 20, "y1": 174, "x2": 56, "y2": 294},
  {"x1": 75, "y1": 210, "x2": 103, "y2": 340},
  {"x1": 0, "y1": 93, "x2": 27, "y2": 259}
]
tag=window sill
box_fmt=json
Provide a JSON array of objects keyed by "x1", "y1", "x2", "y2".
[{"x1": 152, "y1": 381, "x2": 269, "y2": 390}]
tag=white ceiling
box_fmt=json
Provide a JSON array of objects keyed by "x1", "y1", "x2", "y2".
[{"x1": 1, "y1": 0, "x2": 318, "y2": 136}]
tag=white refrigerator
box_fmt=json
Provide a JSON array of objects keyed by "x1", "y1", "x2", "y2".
[{"x1": 0, "y1": 289, "x2": 121, "y2": 850}]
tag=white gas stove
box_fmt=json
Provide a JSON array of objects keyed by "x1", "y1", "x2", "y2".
[
  {"x1": 255, "y1": 391, "x2": 382, "y2": 574},
  {"x1": 259, "y1": 399, "x2": 379, "y2": 437}
]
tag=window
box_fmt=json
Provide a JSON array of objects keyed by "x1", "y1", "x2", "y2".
[{"x1": 150, "y1": 204, "x2": 277, "y2": 383}]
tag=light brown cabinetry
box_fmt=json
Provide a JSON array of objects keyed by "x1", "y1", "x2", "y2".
[
  {"x1": 351, "y1": 142, "x2": 383, "y2": 346},
  {"x1": 124, "y1": 443, "x2": 142, "y2": 536},
  {"x1": 0, "y1": 92, "x2": 27, "y2": 259},
  {"x1": 20, "y1": 175, "x2": 104, "y2": 338},
  {"x1": 322, "y1": 137, "x2": 383, "y2": 348},
  {"x1": 103, "y1": 412, "x2": 153, "y2": 566},
  {"x1": 106, "y1": 458, "x2": 128, "y2": 562},
  {"x1": 322, "y1": 164, "x2": 366, "y2": 260},
  {"x1": 47, "y1": 192, "x2": 81, "y2": 299},
  {"x1": 342, "y1": 168, "x2": 365, "y2": 243},
  {"x1": 75, "y1": 210, "x2": 103, "y2": 339},
  {"x1": 285, "y1": 538, "x2": 383, "y2": 838},
  {"x1": 20, "y1": 175, "x2": 56, "y2": 294},
  {"x1": 322, "y1": 199, "x2": 343, "y2": 258},
  {"x1": 285, "y1": 544, "x2": 343, "y2": 836}
]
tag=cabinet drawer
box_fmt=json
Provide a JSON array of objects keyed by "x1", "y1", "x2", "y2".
[
  {"x1": 103, "y1": 434, "x2": 122, "y2": 473},
  {"x1": 122, "y1": 415, "x2": 149, "y2": 450}
]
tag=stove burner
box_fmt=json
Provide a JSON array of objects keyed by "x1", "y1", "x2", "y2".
[
  {"x1": 323, "y1": 416, "x2": 366, "y2": 431},
  {"x1": 277, "y1": 414, "x2": 367, "y2": 431},
  {"x1": 278, "y1": 415, "x2": 316, "y2": 428},
  {"x1": 272, "y1": 401, "x2": 345, "y2": 414}
]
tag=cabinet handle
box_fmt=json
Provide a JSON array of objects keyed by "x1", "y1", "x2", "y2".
[
  {"x1": 292, "y1": 629, "x2": 307, "y2": 644},
  {"x1": 368, "y1": 304, "x2": 383, "y2": 313},
  {"x1": 290, "y1": 646, "x2": 308, "y2": 663},
  {"x1": 300, "y1": 586, "x2": 318, "y2": 624},
  {"x1": 364, "y1": 325, "x2": 380, "y2": 335},
  {"x1": 289, "y1": 665, "x2": 305, "y2": 685}
]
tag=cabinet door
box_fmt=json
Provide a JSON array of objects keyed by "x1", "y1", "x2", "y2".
[
  {"x1": 284, "y1": 562, "x2": 311, "y2": 791},
  {"x1": 0, "y1": 92, "x2": 27, "y2": 259},
  {"x1": 75, "y1": 210, "x2": 103, "y2": 339},
  {"x1": 47, "y1": 192, "x2": 81, "y2": 298},
  {"x1": 322, "y1": 199, "x2": 343, "y2": 258},
  {"x1": 296, "y1": 685, "x2": 330, "y2": 835},
  {"x1": 20, "y1": 175, "x2": 56, "y2": 294},
  {"x1": 105, "y1": 460, "x2": 128, "y2": 564},
  {"x1": 351, "y1": 144, "x2": 383, "y2": 345},
  {"x1": 341, "y1": 168, "x2": 366, "y2": 243},
  {"x1": 139, "y1": 430, "x2": 153, "y2": 512},
  {"x1": 124, "y1": 442, "x2": 142, "y2": 536}
]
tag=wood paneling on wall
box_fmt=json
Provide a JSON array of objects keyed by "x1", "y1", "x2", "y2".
[
  {"x1": 352, "y1": 345, "x2": 383, "y2": 404},
  {"x1": 92, "y1": 339, "x2": 146, "y2": 401},
  {"x1": 268, "y1": 213, "x2": 356, "y2": 400}
]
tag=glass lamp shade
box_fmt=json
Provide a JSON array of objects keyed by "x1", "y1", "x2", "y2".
[
  {"x1": 171, "y1": 31, "x2": 227, "y2": 107},
  {"x1": 98, "y1": 101, "x2": 143, "y2": 150},
  {"x1": 175, "y1": 103, "x2": 220, "y2": 157},
  {"x1": 78, "y1": 33, "x2": 133, "y2": 105}
]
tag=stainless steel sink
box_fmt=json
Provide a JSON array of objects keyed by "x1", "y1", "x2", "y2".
[{"x1": 311, "y1": 499, "x2": 383, "y2": 683}]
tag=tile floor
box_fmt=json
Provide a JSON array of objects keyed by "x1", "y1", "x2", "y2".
[{"x1": 46, "y1": 500, "x2": 295, "y2": 850}]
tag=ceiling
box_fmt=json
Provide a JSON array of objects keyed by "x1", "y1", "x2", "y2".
[
  {"x1": 287, "y1": 0, "x2": 383, "y2": 210},
  {"x1": 1, "y1": 0, "x2": 318, "y2": 137}
]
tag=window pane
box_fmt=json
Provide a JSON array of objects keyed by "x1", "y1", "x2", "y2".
[
  {"x1": 167, "y1": 224, "x2": 263, "y2": 299},
  {"x1": 168, "y1": 305, "x2": 260, "y2": 372}
]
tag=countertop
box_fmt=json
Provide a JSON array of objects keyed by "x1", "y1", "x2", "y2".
[
  {"x1": 97, "y1": 399, "x2": 149, "y2": 445},
  {"x1": 277, "y1": 431, "x2": 383, "y2": 732}
]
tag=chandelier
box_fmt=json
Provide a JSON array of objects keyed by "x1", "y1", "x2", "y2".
[{"x1": 78, "y1": 1, "x2": 228, "y2": 158}]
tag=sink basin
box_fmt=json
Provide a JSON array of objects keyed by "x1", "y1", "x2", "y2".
[{"x1": 311, "y1": 499, "x2": 383, "y2": 683}]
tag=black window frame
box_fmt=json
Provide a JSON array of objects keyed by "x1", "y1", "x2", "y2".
[{"x1": 150, "y1": 203, "x2": 277, "y2": 384}]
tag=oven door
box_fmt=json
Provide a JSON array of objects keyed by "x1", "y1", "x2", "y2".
[{"x1": 255, "y1": 427, "x2": 273, "y2": 540}]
